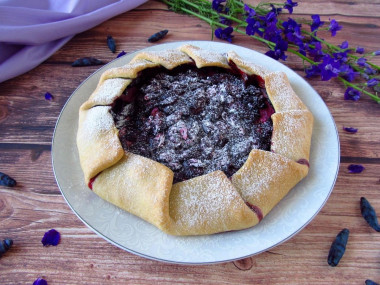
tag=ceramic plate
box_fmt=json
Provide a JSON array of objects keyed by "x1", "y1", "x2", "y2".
[{"x1": 52, "y1": 41, "x2": 339, "y2": 264}]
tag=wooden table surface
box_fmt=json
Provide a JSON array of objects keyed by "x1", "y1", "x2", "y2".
[{"x1": 1, "y1": 0, "x2": 380, "y2": 284}]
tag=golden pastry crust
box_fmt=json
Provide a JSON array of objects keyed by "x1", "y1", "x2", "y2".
[
  {"x1": 167, "y1": 171, "x2": 259, "y2": 236},
  {"x1": 231, "y1": 149, "x2": 309, "y2": 217},
  {"x1": 76, "y1": 44, "x2": 314, "y2": 236},
  {"x1": 76, "y1": 106, "x2": 124, "y2": 184},
  {"x1": 92, "y1": 152, "x2": 174, "y2": 231}
]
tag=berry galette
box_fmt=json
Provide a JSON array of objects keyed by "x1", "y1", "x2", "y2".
[{"x1": 77, "y1": 44, "x2": 313, "y2": 236}]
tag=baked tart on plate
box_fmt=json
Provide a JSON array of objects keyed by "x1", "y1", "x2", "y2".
[{"x1": 76, "y1": 44, "x2": 313, "y2": 236}]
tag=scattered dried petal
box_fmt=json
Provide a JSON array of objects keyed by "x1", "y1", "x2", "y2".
[
  {"x1": 343, "y1": 127, "x2": 358, "y2": 133},
  {"x1": 148, "y1": 30, "x2": 169, "y2": 43},
  {"x1": 348, "y1": 164, "x2": 364, "y2": 173},
  {"x1": 0, "y1": 172, "x2": 16, "y2": 187},
  {"x1": 107, "y1": 35, "x2": 116, "y2": 53},
  {"x1": 41, "y1": 229, "x2": 60, "y2": 246},
  {"x1": 33, "y1": 278, "x2": 48, "y2": 285},
  {"x1": 72, "y1": 57, "x2": 104, "y2": 67},
  {"x1": 117, "y1": 51, "x2": 126, "y2": 58},
  {"x1": 44, "y1": 92, "x2": 53, "y2": 101}
]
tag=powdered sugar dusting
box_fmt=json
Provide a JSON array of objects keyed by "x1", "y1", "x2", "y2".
[
  {"x1": 232, "y1": 151, "x2": 288, "y2": 201},
  {"x1": 133, "y1": 49, "x2": 193, "y2": 70},
  {"x1": 89, "y1": 78, "x2": 129, "y2": 105},
  {"x1": 265, "y1": 72, "x2": 306, "y2": 112},
  {"x1": 227, "y1": 51, "x2": 269, "y2": 78},
  {"x1": 171, "y1": 172, "x2": 243, "y2": 231},
  {"x1": 79, "y1": 106, "x2": 119, "y2": 150},
  {"x1": 272, "y1": 111, "x2": 312, "y2": 161},
  {"x1": 180, "y1": 45, "x2": 229, "y2": 68}
]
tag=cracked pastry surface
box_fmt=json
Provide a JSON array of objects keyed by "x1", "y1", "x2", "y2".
[{"x1": 76, "y1": 44, "x2": 313, "y2": 236}]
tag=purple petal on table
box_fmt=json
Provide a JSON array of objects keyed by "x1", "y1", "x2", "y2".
[
  {"x1": 116, "y1": 50, "x2": 126, "y2": 58},
  {"x1": 33, "y1": 278, "x2": 48, "y2": 285},
  {"x1": 44, "y1": 92, "x2": 53, "y2": 100},
  {"x1": 41, "y1": 229, "x2": 60, "y2": 246},
  {"x1": 348, "y1": 164, "x2": 365, "y2": 173},
  {"x1": 343, "y1": 127, "x2": 358, "y2": 133}
]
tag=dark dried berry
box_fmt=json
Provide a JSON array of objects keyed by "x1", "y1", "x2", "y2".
[
  {"x1": 0, "y1": 238, "x2": 13, "y2": 257},
  {"x1": 360, "y1": 197, "x2": 380, "y2": 232},
  {"x1": 0, "y1": 172, "x2": 16, "y2": 187},
  {"x1": 71, "y1": 57, "x2": 104, "y2": 67},
  {"x1": 327, "y1": 228, "x2": 349, "y2": 267},
  {"x1": 107, "y1": 35, "x2": 116, "y2": 53},
  {"x1": 148, "y1": 30, "x2": 169, "y2": 43},
  {"x1": 366, "y1": 280, "x2": 379, "y2": 285}
]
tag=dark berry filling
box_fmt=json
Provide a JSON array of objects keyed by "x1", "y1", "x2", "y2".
[{"x1": 110, "y1": 64, "x2": 274, "y2": 183}]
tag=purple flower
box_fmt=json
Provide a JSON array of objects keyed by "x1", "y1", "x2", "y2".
[
  {"x1": 364, "y1": 66, "x2": 376, "y2": 75},
  {"x1": 41, "y1": 229, "x2": 60, "y2": 246},
  {"x1": 357, "y1": 57, "x2": 367, "y2": 67},
  {"x1": 265, "y1": 39, "x2": 288, "y2": 61},
  {"x1": 367, "y1": 78, "x2": 379, "y2": 87},
  {"x1": 244, "y1": 4, "x2": 256, "y2": 17},
  {"x1": 339, "y1": 64, "x2": 357, "y2": 82},
  {"x1": 44, "y1": 92, "x2": 53, "y2": 101},
  {"x1": 219, "y1": 16, "x2": 232, "y2": 25},
  {"x1": 344, "y1": 87, "x2": 361, "y2": 101},
  {"x1": 343, "y1": 127, "x2": 358, "y2": 133},
  {"x1": 246, "y1": 17, "x2": 263, "y2": 37},
  {"x1": 116, "y1": 51, "x2": 126, "y2": 58},
  {"x1": 305, "y1": 65, "x2": 320, "y2": 77},
  {"x1": 356, "y1": 46, "x2": 365, "y2": 54},
  {"x1": 318, "y1": 55, "x2": 340, "y2": 81},
  {"x1": 373, "y1": 50, "x2": 380, "y2": 56},
  {"x1": 283, "y1": 0, "x2": 298, "y2": 14},
  {"x1": 329, "y1": 19, "x2": 342, "y2": 36},
  {"x1": 215, "y1": 26, "x2": 234, "y2": 43},
  {"x1": 310, "y1": 15, "x2": 324, "y2": 32},
  {"x1": 282, "y1": 18, "x2": 303, "y2": 44},
  {"x1": 348, "y1": 164, "x2": 365, "y2": 173},
  {"x1": 307, "y1": 40, "x2": 324, "y2": 61},
  {"x1": 270, "y1": 4, "x2": 282, "y2": 15},
  {"x1": 339, "y1": 41, "x2": 349, "y2": 49},
  {"x1": 33, "y1": 278, "x2": 48, "y2": 285},
  {"x1": 212, "y1": 0, "x2": 225, "y2": 12}
]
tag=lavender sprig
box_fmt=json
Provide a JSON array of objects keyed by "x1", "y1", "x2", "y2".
[{"x1": 161, "y1": 0, "x2": 380, "y2": 103}]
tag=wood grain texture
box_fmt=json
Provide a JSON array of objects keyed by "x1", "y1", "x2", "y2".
[{"x1": 1, "y1": 0, "x2": 380, "y2": 284}]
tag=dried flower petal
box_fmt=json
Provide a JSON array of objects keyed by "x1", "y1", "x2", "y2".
[
  {"x1": 41, "y1": 229, "x2": 60, "y2": 246},
  {"x1": 33, "y1": 278, "x2": 48, "y2": 285},
  {"x1": 116, "y1": 51, "x2": 126, "y2": 58},
  {"x1": 348, "y1": 164, "x2": 365, "y2": 173},
  {"x1": 343, "y1": 127, "x2": 358, "y2": 133},
  {"x1": 44, "y1": 92, "x2": 53, "y2": 101}
]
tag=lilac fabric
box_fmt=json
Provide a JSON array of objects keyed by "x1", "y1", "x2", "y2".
[{"x1": 0, "y1": 0, "x2": 148, "y2": 83}]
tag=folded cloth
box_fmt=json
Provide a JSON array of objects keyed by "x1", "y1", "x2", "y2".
[{"x1": 0, "y1": 0, "x2": 148, "y2": 83}]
